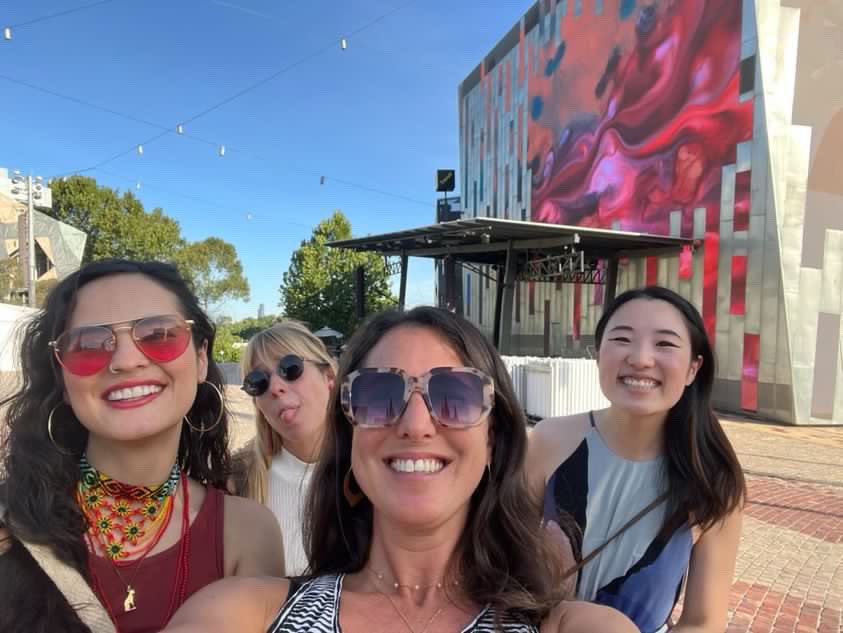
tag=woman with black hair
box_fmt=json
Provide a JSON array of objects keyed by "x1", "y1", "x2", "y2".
[
  {"x1": 163, "y1": 306, "x2": 635, "y2": 633},
  {"x1": 0, "y1": 259, "x2": 284, "y2": 633},
  {"x1": 529, "y1": 287, "x2": 746, "y2": 633}
]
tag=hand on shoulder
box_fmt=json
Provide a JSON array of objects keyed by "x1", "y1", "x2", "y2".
[{"x1": 223, "y1": 494, "x2": 285, "y2": 577}]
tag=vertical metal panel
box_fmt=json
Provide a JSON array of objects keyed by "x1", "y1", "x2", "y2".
[
  {"x1": 693, "y1": 207, "x2": 707, "y2": 240},
  {"x1": 745, "y1": 214, "x2": 765, "y2": 334},
  {"x1": 656, "y1": 256, "x2": 669, "y2": 288},
  {"x1": 669, "y1": 210, "x2": 682, "y2": 238},
  {"x1": 810, "y1": 312, "x2": 840, "y2": 419},
  {"x1": 727, "y1": 316, "x2": 745, "y2": 382},
  {"x1": 774, "y1": 296, "x2": 792, "y2": 387},
  {"x1": 737, "y1": 140, "x2": 753, "y2": 173},
  {"x1": 791, "y1": 268, "x2": 822, "y2": 423},
  {"x1": 666, "y1": 255, "x2": 679, "y2": 293},
  {"x1": 820, "y1": 229, "x2": 843, "y2": 316},
  {"x1": 721, "y1": 164, "x2": 737, "y2": 223}
]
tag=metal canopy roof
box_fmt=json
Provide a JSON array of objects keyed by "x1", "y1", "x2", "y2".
[{"x1": 329, "y1": 217, "x2": 693, "y2": 265}]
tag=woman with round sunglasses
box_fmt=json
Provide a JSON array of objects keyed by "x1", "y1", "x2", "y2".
[
  {"x1": 0, "y1": 259, "x2": 284, "y2": 633},
  {"x1": 163, "y1": 306, "x2": 635, "y2": 633},
  {"x1": 233, "y1": 321, "x2": 336, "y2": 575},
  {"x1": 528, "y1": 287, "x2": 745, "y2": 633}
]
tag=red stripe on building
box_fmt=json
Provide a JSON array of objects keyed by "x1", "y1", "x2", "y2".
[
  {"x1": 646, "y1": 256, "x2": 659, "y2": 286},
  {"x1": 734, "y1": 169, "x2": 751, "y2": 232},
  {"x1": 573, "y1": 283, "x2": 582, "y2": 339},
  {"x1": 730, "y1": 255, "x2": 747, "y2": 316},
  {"x1": 741, "y1": 333, "x2": 760, "y2": 411}
]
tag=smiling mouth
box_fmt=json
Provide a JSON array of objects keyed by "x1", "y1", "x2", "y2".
[
  {"x1": 106, "y1": 384, "x2": 163, "y2": 402},
  {"x1": 386, "y1": 458, "x2": 447, "y2": 474},
  {"x1": 619, "y1": 376, "x2": 660, "y2": 390}
]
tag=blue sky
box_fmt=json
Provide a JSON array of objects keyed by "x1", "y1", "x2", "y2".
[{"x1": 0, "y1": 0, "x2": 530, "y2": 320}]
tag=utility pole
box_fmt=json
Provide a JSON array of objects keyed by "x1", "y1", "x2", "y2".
[
  {"x1": 26, "y1": 175, "x2": 36, "y2": 307},
  {"x1": 8, "y1": 170, "x2": 48, "y2": 307}
]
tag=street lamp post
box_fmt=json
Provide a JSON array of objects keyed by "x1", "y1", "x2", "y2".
[{"x1": 9, "y1": 171, "x2": 47, "y2": 307}]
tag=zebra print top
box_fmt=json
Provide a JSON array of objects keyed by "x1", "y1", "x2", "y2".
[{"x1": 266, "y1": 574, "x2": 539, "y2": 632}]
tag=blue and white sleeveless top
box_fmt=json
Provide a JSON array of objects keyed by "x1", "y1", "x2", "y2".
[
  {"x1": 542, "y1": 413, "x2": 692, "y2": 633},
  {"x1": 267, "y1": 574, "x2": 539, "y2": 633}
]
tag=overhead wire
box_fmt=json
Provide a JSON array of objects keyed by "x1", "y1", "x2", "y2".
[
  {"x1": 92, "y1": 166, "x2": 316, "y2": 231},
  {"x1": 5, "y1": 0, "x2": 120, "y2": 30},
  {"x1": 58, "y1": 0, "x2": 421, "y2": 183}
]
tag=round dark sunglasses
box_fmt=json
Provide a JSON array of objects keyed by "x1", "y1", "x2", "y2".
[{"x1": 241, "y1": 354, "x2": 326, "y2": 396}]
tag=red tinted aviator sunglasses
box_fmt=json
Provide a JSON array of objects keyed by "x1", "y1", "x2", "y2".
[{"x1": 49, "y1": 314, "x2": 195, "y2": 376}]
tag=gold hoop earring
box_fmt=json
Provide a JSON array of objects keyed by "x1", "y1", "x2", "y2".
[
  {"x1": 183, "y1": 381, "x2": 225, "y2": 434},
  {"x1": 47, "y1": 402, "x2": 77, "y2": 456},
  {"x1": 343, "y1": 467, "x2": 365, "y2": 507}
]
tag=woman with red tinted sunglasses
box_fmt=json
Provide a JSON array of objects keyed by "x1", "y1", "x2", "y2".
[
  {"x1": 163, "y1": 307, "x2": 635, "y2": 633},
  {"x1": 0, "y1": 259, "x2": 284, "y2": 633},
  {"x1": 232, "y1": 321, "x2": 336, "y2": 575}
]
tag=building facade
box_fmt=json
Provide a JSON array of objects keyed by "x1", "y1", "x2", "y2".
[{"x1": 458, "y1": 1, "x2": 843, "y2": 425}]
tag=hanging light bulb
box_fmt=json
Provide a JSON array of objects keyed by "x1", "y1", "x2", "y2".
[
  {"x1": 340, "y1": 38, "x2": 348, "y2": 50},
  {"x1": 136, "y1": 181, "x2": 141, "y2": 190},
  {"x1": 320, "y1": 176, "x2": 326, "y2": 185},
  {"x1": 176, "y1": 124, "x2": 184, "y2": 134},
  {"x1": 218, "y1": 145, "x2": 226, "y2": 157},
  {"x1": 245, "y1": 212, "x2": 253, "y2": 221},
  {"x1": 3, "y1": 27, "x2": 11, "y2": 41},
  {"x1": 137, "y1": 144, "x2": 144, "y2": 155}
]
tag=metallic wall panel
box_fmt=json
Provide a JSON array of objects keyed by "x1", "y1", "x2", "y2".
[
  {"x1": 810, "y1": 312, "x2": 840, "y2": 420},
  {"x1": 820, "y1": 229, "x2": 843, "y2": 316},
  {"x1": 693, "y1": 207, "x2": 707, "y2": 239},
  {"x1": 774, "y1": 295, "x2": 792, "y2": 387},
  {"x1": 759, "y1": 215, "x2": 781, "y2": 382},
  {"x1": 721, "y1": 164, "x2": 737, "y2": 223},
  {"x1": 737, "y1": 140, "x2": 753, "y2": 173},
  {"x1": 745, "y1": 214, "x2": 766, "y2": 334},
  {"x1": 791, "y1": 267, "x2": 822, "y2": 422},
  {"x1": 727, "y1": 316, "x2": 746, "y2": 381},
  {"x1": 670, "y1": 210, "x2": 682, "y2": 238}
]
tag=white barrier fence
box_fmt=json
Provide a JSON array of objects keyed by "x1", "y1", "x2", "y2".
[{"x1": 502, "y1": 356, "x2": 609, "y2": 420}]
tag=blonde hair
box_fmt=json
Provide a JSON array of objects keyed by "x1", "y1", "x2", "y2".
[{"x1": 238, "y1": 320, "x2": 337, "y2": 504}]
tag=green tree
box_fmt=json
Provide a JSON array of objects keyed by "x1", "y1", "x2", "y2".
[
  {"x1": 230, "y1": 314, "x2": 284, "y2": 341},
  {"x1": 213, "y1": 321, "x2": 244, "y2": 363},
  {"x1": 175, "y1": 237, "x2": 250, "y2": 313},
  {"x1": 48, "y1": 176, "x2": 184, "y2": 263},
  {"x1": 279, "y1": 210, "x2": 396, "y2": 336}
]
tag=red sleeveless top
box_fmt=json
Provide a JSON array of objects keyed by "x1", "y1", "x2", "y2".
[{"x1": 88, "y1": 486, "x2": 226, "y2": 633}]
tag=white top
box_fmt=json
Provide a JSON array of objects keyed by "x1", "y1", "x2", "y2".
[{"x1": 266, "y1": 448, "x2": 315, "y2": 576}]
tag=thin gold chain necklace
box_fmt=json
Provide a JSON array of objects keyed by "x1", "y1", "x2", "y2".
[{"x1": 367, "y1": 570, "x2": 447, "y2": 633}]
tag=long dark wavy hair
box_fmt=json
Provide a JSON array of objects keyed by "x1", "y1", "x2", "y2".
[
  {"x1": 304, "y1": 306, "x2": 566, "y2": 625},
  {"x1": 0, "y1": 259, "x2": 232, "y2": 632},
  {"x1": 595, "y1": 286, "x2": 746, "y2": 532}
]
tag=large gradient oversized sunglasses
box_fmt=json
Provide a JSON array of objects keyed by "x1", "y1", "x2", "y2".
[
  {"x1": 340, "y1": 366, "x2": 494, "y2": 428},
  {"x1": 49, "y1": 314, "x2": 195, "y2": 376},
  {"x1": 241, "y1": 354, "x2": 326, "y2": 397}
]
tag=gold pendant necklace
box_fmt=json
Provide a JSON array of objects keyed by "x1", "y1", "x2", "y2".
[{"x1": 368, "y1": 570, "x2": 447, "y2": 633}]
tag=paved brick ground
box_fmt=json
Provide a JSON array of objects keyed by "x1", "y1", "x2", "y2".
[{"x1": 225, "y1": 388, "x2": 843, "y2": 632}]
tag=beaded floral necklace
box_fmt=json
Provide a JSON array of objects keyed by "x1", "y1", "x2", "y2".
[{"x1": 76, "y1": 454, "x2": 180, "y2": 560}]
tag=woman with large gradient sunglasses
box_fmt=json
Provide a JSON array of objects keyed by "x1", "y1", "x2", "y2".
[
  {"x1": 0, "y1": 259, "x2": 284, "y2": 633},
  {"x1": 231, "y1": 321, "x2": 336, "y2": 576},
  {"x1": 163, "y1": 306, "x2": 636, "y2": 633}
]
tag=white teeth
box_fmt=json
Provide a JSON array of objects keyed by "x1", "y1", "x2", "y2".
[
  {"x1": 388, "y1": 458, "x2": 445, "y2": 474},
  {"x1": 107, "y1": 384, "x2": 163, "y2": 401},
  {"x1": 621, "y1": 377, "x2": 658, "y2": 389}
]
